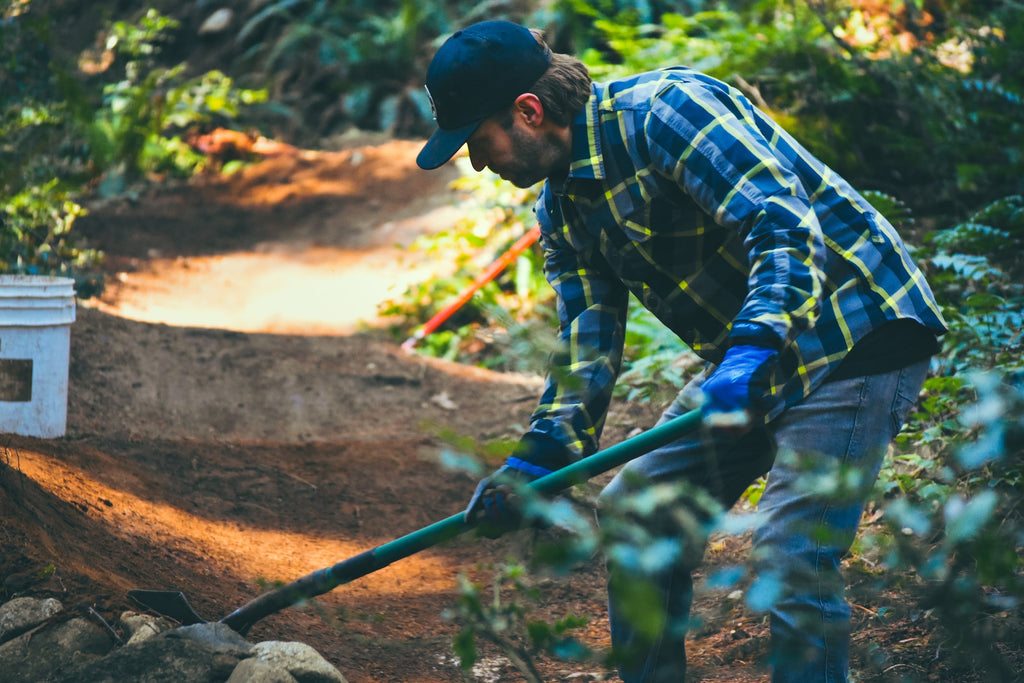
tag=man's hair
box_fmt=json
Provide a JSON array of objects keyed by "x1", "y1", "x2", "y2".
[
  {"x1": 493, "y1": 30, "x2": 591, "y2": 130},
  {"x1": 530, "y1": 30, "x2": 591, "y2": 125},
  {"x1": 530, "y1": 49, "x2": 593, "y2": 126},
  {"x1": 497, "y1": 30, "x2": 590, "y2": 129}
]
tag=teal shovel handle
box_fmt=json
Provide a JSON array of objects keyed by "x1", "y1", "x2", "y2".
[{"x1": 221, "y1": 409, "x2": 702, "y2": 633}]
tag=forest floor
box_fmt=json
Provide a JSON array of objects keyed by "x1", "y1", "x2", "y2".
[{"x1": 0, "y1": 138, "x2": 1006, "y2": 682}]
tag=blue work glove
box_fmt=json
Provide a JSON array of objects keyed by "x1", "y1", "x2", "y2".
[
  {"x1": 701, "y1": 345, "x2": 778, "y2": 430},
  {"x1": 464, "y1": 433, "x2": 567, "y2": 538}
]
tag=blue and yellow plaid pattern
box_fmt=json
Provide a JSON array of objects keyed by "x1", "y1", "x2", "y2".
[{"x1": 527, "y1": 67, "x2": 946, "y2": 459}]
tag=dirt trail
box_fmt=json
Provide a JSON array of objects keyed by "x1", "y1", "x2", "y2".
[{"x1": 86, "y1": 140, "x2": 467, "y2": 336}]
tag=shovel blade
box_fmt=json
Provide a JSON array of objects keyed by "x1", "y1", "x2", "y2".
[{"x1": 128, "y1": 589, "x2": 207, "y2": 625}]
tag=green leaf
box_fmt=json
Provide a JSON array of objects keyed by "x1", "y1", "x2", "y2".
[
  {"x1": 944, "y1": 491, "x2": 998, "y2": 544},
  {"x1": 608, "y1": 576, "x2": 666, "y2": 640},
  {"x1": 452, "y1": 627, "x2": 477, "y2": 671}
]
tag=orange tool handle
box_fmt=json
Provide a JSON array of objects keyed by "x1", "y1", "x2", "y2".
[{"x1": 401, "y1": 225, "x2": 542, "y2": 351}]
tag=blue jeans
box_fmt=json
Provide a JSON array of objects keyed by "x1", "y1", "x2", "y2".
[{"x1": 598, "y1": 360, "x2": 930, "y2": 682}]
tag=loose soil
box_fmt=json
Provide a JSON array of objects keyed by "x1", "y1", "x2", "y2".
[{"x1": 0, "y1": 139, "x2": 1004, "y2": 682}]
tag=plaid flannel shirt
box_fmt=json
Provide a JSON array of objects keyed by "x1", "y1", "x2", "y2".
[{"x1": 527, "y1": 67, "x2": 947, "y2": 460}]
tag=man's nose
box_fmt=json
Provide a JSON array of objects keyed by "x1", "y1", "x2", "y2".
[{"x1": 467, "y1": 144, "x2": 487, "y2": 173}]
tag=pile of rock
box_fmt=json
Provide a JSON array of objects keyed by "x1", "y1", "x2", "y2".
[{"x1": 0, "y1": 595, "x2": 348, "y2": 683}]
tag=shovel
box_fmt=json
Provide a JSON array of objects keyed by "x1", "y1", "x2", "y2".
[{"x1": 129, "y1": 408, "x2": 702, "y2": 634}]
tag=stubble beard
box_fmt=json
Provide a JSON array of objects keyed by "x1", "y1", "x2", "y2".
[{"x1": 502, "y1": 125, "x2": 570, "y2": 189}]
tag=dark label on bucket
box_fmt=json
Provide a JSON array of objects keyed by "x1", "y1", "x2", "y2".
[{"x1": 0, "y1": 359, "x2": 32, "y2": 402}]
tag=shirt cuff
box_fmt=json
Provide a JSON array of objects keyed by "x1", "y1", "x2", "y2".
[
  {"x1": 727, "y1": 321, "x2": 784, "y2": 351},
  {"x1": 514, "y1": 431, "x2": 573, "y2": 472}
]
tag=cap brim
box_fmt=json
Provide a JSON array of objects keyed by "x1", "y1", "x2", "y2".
[{"x1": 416, "y1": 119, "x2": 483, "y2": 170}]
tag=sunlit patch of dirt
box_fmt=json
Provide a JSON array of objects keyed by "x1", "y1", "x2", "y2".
[
  {"x1": 81, "y1": 139, "x2": 467, "y2": 336},
  {"x1": 89, "y1": 217, "x2": 461, "y2": 336}
]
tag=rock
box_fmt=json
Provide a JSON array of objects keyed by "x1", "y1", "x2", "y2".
[
  {"x1": 227, "y1": 656, "x2": 300, "y2": 683},
  {"x1": 165, "y1": 622, "x2": 255, "y2": 656},
  {"x1": 119, "y1": 610, "x2": 169, "y2": 644},
  {"x1": 0, "y1": 616, "x2": 113, "y2": 683},
  {"x1": 53, "y1": 624, "x2": 246, "y2": 683},
  {"x1": 249, "y1": 640, "x2": 348, "y2": 683},
  {"x1": 0, "y1": 599, "x2": 348, "y2": 682},
  {"x1": 0, "y1": 596, "x2": 63, "y2": 642}
]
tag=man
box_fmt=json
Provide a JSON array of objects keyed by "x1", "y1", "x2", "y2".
[{"x1": 416, "y1": 19, "x2": 946, "y2": 683}]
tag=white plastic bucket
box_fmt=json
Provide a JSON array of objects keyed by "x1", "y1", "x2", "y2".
[{"x1": 0, "y1": 275, "x2": 76, "y2": 437}]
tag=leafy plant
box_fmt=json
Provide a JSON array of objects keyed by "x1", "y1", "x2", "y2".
[
  {"x1": 0, "y1": 179, "x2": 102, "y2": 292},
  {"x1": 82, "y1": 9, "x2": 267, "y2": 191},
  {"x1": 1, "y1": 0, "x2": 101, "y2": 285},
  {"x1": 926, "y1": 195, "x2": 1024, "y2": 374},
  {"x1": 933, "y1": 194, "x2": 1024, "y2": 275},
  {"x1": 615, "y1": 303, "x2": 702, "y2": 404},
  {"x1": 234, "y1": 0, "x2": 447, "y2": 133},
  {"x1": 377, "y1": 160, "x2": 556, "y2": 370},
  {"x1": 862, "y1": 368, "x2": 1024, "y2": 679},
  {"x1": 447, "y1": 561, "x2": 592, "y2": 682},
  {"x1": 2, "y1": 2, "x2": 269, "y2": 287}
]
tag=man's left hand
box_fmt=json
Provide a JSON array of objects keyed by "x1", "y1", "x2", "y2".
[{"x1": 701, "y1": 345, "x2": 778, "y2": 430}]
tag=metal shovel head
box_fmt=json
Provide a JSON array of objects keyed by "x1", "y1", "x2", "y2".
[{"x1": 129, "y1": 589, "x2": 207, "y2": 625}]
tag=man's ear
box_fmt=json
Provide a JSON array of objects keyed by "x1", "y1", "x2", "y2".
[{"x1": 513, "y1": 93, "x2": 544, "y2": 127}]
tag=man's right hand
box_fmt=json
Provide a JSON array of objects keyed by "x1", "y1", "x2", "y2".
[
  {"x1": 464, "y1": 432, "x2": 569, "y2": 538},
  {"x1": 464, "y1": 457, "x2": 552, "y2": 537}
]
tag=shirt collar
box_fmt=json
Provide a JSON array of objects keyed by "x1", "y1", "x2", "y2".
[{"x1": 566, "y1": 86, "x2": 605, "y2": 182}]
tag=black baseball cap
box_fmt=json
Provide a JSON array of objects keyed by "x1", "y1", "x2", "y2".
[{"x1": 416, "y1": 20, "x2": 552, "y2": 170}]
